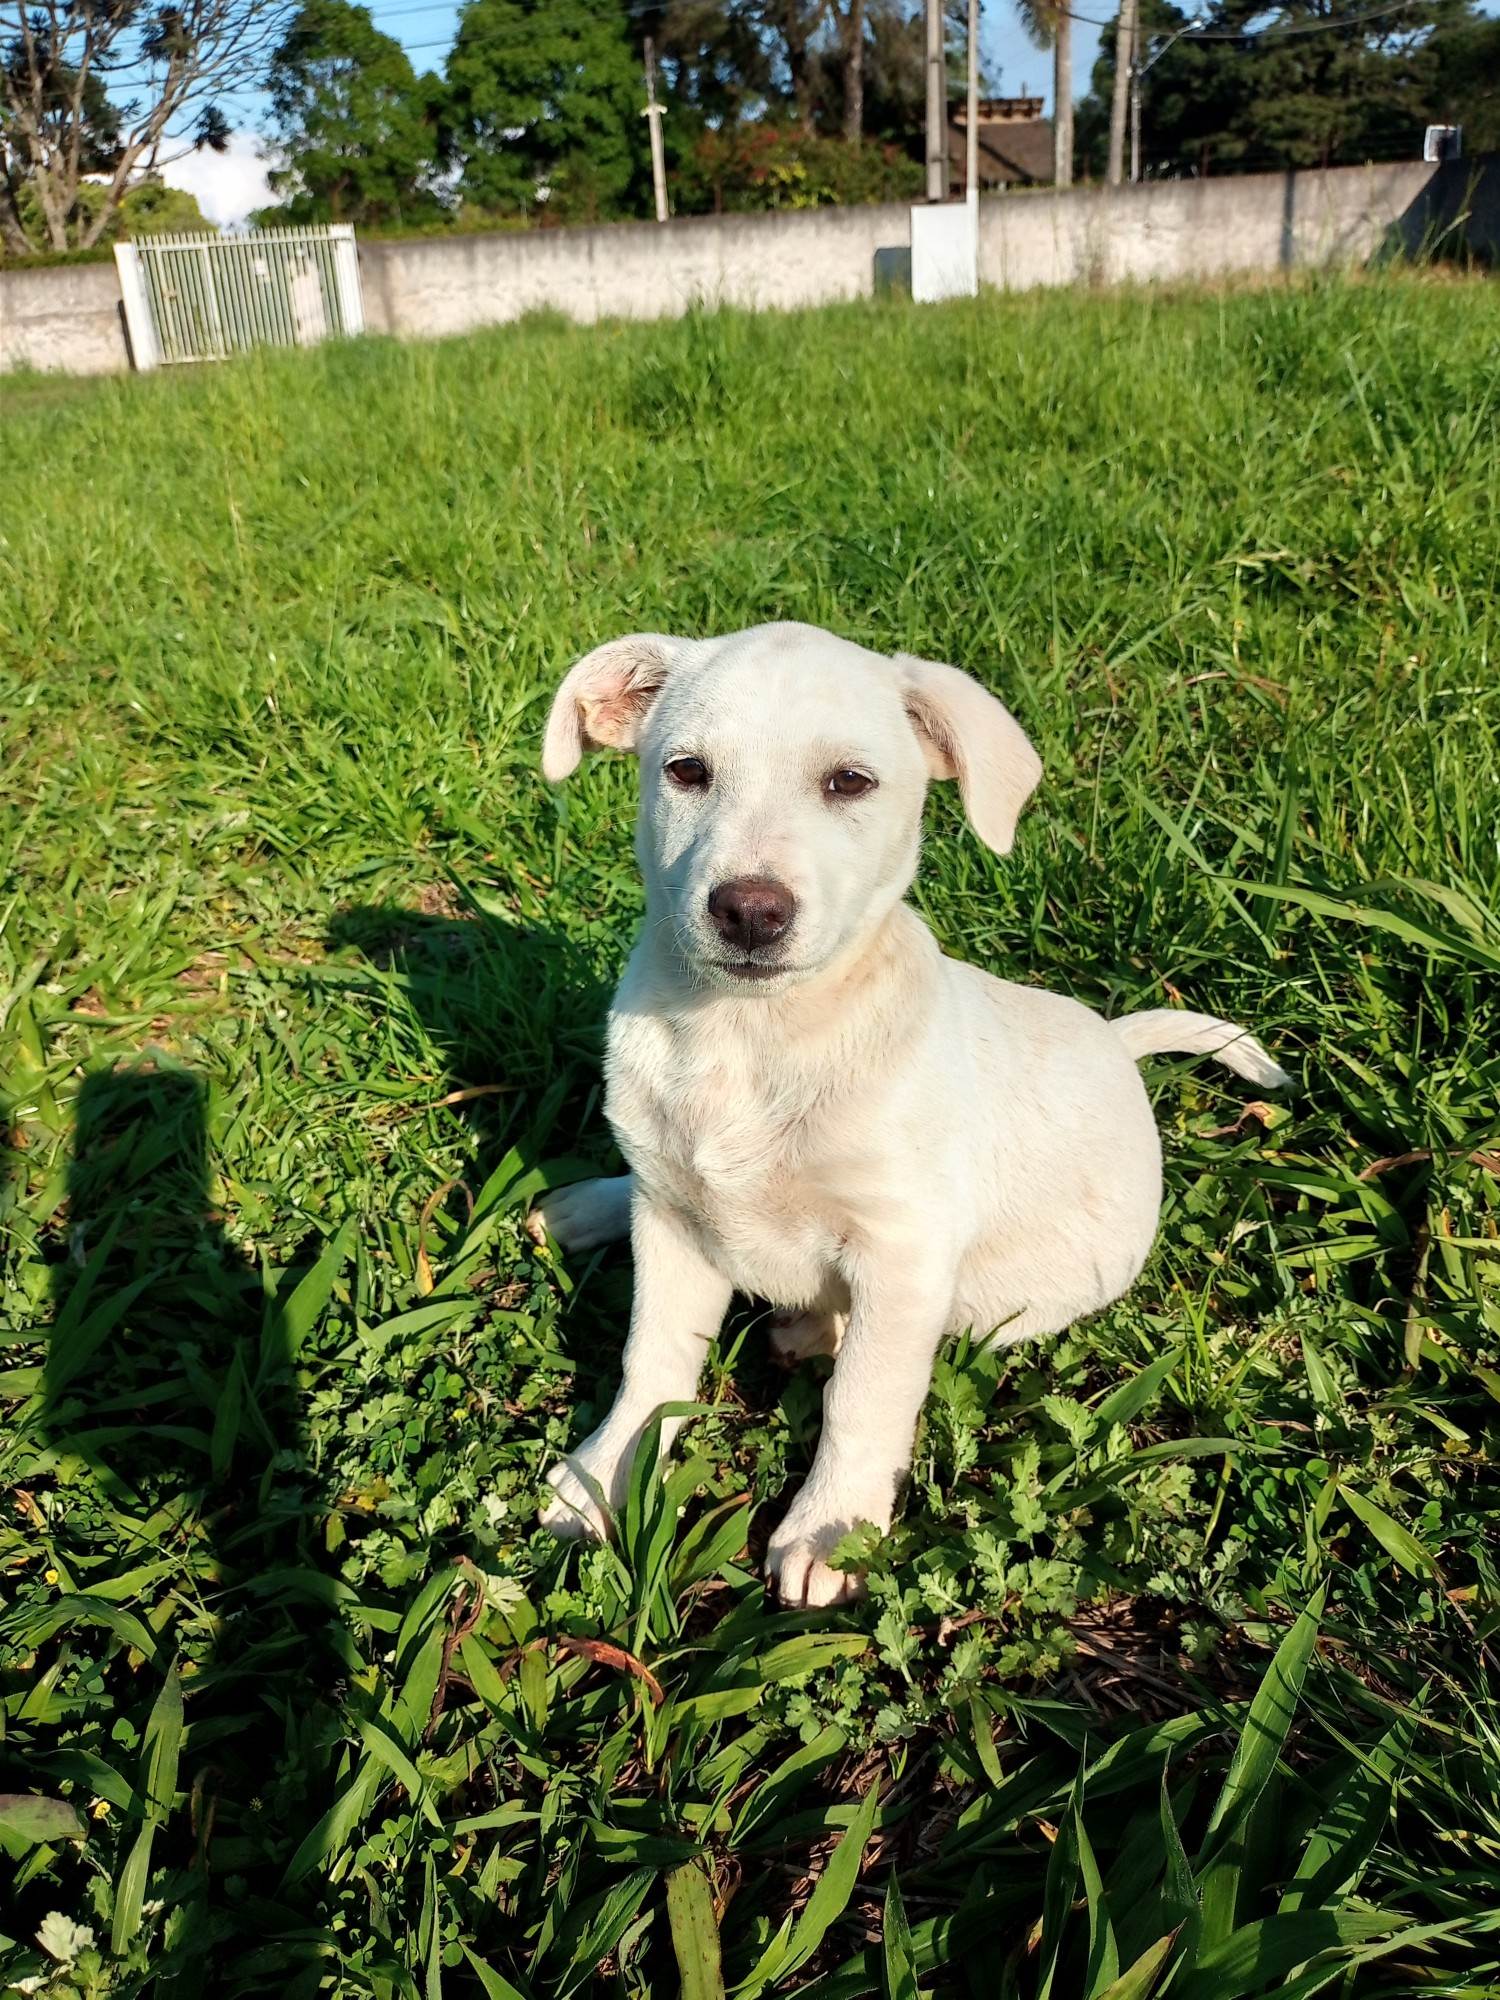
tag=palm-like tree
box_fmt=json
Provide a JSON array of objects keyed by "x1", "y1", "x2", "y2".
[{"x1": 1015, "y1": 0, "x2": 1073, "y2": 186}]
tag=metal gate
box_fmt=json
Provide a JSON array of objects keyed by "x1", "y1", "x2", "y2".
[{"x1": 114, "y1": 225, "x2": 364, "y2": 369}]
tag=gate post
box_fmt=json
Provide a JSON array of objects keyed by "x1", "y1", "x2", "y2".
[
  {"x1": 330, "y1": 225, "x2": 365, "y2": 336},
  {"x1": 113, "y1": 243, "x2": 161, "y2": 371}
]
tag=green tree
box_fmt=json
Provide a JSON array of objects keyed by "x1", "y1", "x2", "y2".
[
  {"x1": 122, "y1": 179, "x2": 212, "y2": 233},
  {"x1": 0, "y1": 0, "x2": 268, "y2": 255},
  {"x1": 793, "y1": 0, "x2": 932, "y2": 143},
  {"x1": 861, "y1": 0, "x2": 928, "y2": 144},
  {"x1": 443, "y1": 0, "x2": 650, "y2": 223},
  {"x1": 650, "y1": 0, "x2": 781, "y2": 132},
  {"x1": 650, "y1": 0, "x2": 933, "y2": 152},
  {"x1": 1075, "y1": 0, "x2": 1494, "y2": 180},
  {"x1": 264, "y1": 0, "x2": 441, "y2": 225},
  {"x1": 1, "y1": 167, "x2": 207, "y2": 261},
  {"x1": 1, "y1": 46, "x2": 121, "y2": 254},
  {"x1": 1429, "y1": 7, "x2": 1500, "y2": 153}
]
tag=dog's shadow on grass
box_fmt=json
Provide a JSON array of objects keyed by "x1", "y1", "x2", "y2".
[
  {"x1": 323, "y1": 897, "x2": 617, "y2": 1146},
  {"x1": 26, "y1": 1064, "x2": 342, "y2": 1995},
  {"x1": 323, "y1": 894, "x2": 643, "y2": 1395},
  {"x1": 322, "y1": 898, "x2": 630, "y2": 1301}
]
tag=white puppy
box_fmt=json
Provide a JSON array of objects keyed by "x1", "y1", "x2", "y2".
[{"x1": 531, "y1": 622, "x2": 1288, "y2": 1607}]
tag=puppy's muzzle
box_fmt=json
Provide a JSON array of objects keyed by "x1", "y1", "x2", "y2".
[{"x1": 707, "y1": 876, "x2": 797, "y2": 955}]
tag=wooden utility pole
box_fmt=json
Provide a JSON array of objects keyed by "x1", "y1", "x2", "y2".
[
  {"x1": 841, "y1": 0, "x2": 867, "y2": 141},
  {"x1": 925, "y1": 0, "x2": 947, "y2": 199},
  {"x1": 966, "y1": 0, "x2": 980, "y2": 209},
  {"x1": 1053, "y1": 8, "x2": 1073, "y2": 188},
  {"x1": 1106, "y1": 0, "x2": 1136, "y2": 185},
  {"x1": 644, "y1": 36, "x2": 669, "y2": 223}
]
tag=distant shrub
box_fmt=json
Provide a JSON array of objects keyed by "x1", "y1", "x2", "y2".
[{"x1": 674, "y1": 125, "x2": 923, "y2": 216}]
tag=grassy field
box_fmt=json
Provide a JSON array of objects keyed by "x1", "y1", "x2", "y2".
[{"x1": 2, "y1": 273, "x2": 1498, "y2": 1999}]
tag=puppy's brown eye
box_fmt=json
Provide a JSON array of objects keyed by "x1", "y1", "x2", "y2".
[
  {"x1": 665, "y1": 756, "x2": 710, "y2": 789},
  {"x1": 825, "y1": 767, "x2": 875, "y2": 800}
]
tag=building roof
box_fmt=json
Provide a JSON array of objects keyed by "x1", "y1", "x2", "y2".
[
  {"x1": 948, "y1": 110, "x2": 1054, "y2": 188},
  {"x1": 963, "y1": 96, "x2": 1047, "y2": 123}
]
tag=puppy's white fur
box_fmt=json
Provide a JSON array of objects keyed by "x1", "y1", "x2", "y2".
[{"x1": 533, "y1": 623, "x2": 1288, "y2": 1607}]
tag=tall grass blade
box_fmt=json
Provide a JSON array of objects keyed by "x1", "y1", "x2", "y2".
[{"x1": 667, "y1": 1858, "x2": 727, "y2": 2000}]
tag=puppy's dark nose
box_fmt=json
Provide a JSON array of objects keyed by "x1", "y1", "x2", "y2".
[{"x1": 707, "y1": 877, "x2": 797, "y2": 953}]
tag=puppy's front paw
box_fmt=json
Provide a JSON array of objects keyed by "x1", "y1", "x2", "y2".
[
  {"x1": 766, "y1": 1534, "x2": 867, "y2": 1608},
  {"x1": 539, "y1": 1456, "x2": 615, "y2": 1542},
  {"x1": 766, "y1": 1498, "x2": 883, "y2": 1608}
]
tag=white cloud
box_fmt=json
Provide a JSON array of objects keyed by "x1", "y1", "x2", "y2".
[{"x1": 161, "y1": 129, "x2": 279, "y2": 229}]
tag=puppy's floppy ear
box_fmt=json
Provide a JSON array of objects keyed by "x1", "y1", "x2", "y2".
[
  {"x1": 897, "y1": 653, "x2": 1041, "y2": 855},
  {"x1": 542, "y1": 634, "x2": 683, "y2": 782}
]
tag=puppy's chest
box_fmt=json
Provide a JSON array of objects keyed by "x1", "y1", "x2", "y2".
[{"x1": 606, "y1": 1023, "x2": 839, "y2": 1290}]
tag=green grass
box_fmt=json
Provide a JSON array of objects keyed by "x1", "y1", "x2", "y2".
[{"x1": 1, "y1": 273, "x2": 1498, "y2": 2000}]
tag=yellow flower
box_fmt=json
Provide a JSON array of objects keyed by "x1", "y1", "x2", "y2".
[
  {"x1": 91, "y1": 1799, "x2": 111, "y2": 1820},
  {"x1": 44, "y1": 1568, "x2": 59, "y2": 1585}
]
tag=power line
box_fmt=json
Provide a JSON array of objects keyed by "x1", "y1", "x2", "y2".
[
  {"x1": 365, "y1": 0, "x2": 668, "y2": 18},
  {"x1": 0, "y1": 0, "x2": 1451, "y2": 34},
  {"x1": 3, "y1": 0, "x2": 1453, "y2": 112},
  {"x1": 1035, "y1": 0, "x2": 1435, "y2": 35},
  {"x1": 363, "y1": 0, "x2": 1455, "y2": 30},
  {"x1": 1168, "y1": 0, "x2": 1429, "y2": 38},
  {"x1": 372, "y1": 0, "x2": 1447, "y2": 58},
  {"x1": 4, "y1": 0, "x2": 1445, "y2": 58}
]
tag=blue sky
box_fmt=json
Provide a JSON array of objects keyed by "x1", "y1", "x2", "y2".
[{"x1": 990, "y1": 4, "x2": 1107, "y2": 106}]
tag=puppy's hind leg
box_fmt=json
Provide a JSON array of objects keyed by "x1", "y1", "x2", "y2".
[
  {"x1": 769, "y1": 1306, "x2": 846, "y2": 1368},
  {"x1": 527, "y1": 1174, "x2": 633, "y2": 1253}
]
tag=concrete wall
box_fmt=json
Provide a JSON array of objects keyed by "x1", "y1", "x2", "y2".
[
  {"x1": 357, "y1": 201, "x2": 913, "y2": 339},
  {"x1": 0, "y1": 258, "x2": 131, "y2": 375},
  {"x1": 4, "y1": 158, "x2": 1493, "y2": 378},
  {"x1": 1383, "y1": 156, "x2": 1500, "y2": 265},
  {"x1": 976, "y1": 161, "x2": 1438, "y2": 291}
]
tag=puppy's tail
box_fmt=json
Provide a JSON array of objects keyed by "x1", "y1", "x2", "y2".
[{"x1": 1112, "y1": 1009, "x2": 1292, "y2": 1091}]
